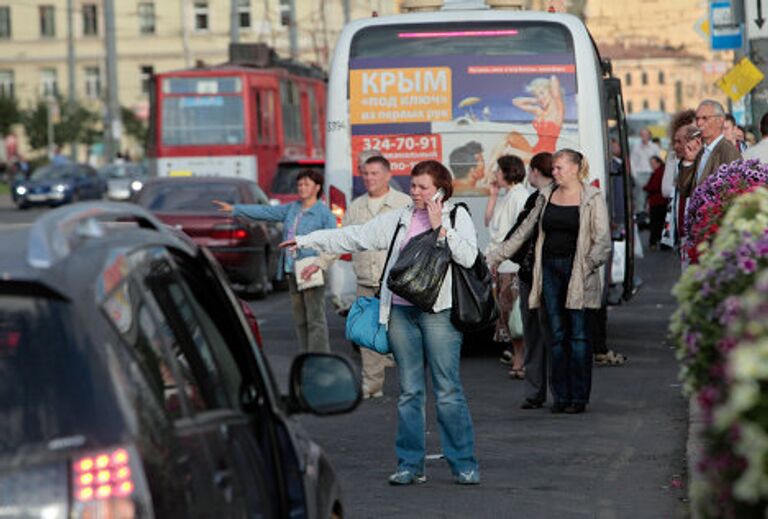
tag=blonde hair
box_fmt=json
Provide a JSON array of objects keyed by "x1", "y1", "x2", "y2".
[{"x1": 553, "y1": 148, "x2": 590, "y2": 182}]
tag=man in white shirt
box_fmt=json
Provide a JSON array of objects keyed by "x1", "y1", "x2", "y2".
[
  {"x1": 344, "y1": 153, "x2": 410, "y2": 399},
  {"x1": 743, "y1": 112, "x2": 768, "y2": 163},
  {"x1": 629, "y1": 128, "x2": 660, "y2": 216}
]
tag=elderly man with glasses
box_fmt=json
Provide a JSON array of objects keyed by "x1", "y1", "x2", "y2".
[{"x1": 678, "y1": 99, "x2": 741, "y2": 199}]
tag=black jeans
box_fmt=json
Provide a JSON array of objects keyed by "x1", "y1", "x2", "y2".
[
  {"x1": 648, "y1": 204, "x2": 668, "y2": 246},
  {"x1": 541, "y1": 255, "x2": 592, "y2": 405}
]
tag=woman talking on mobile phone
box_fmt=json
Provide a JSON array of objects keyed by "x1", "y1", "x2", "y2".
[{"x1": 280, "y1": 160, "x2": 481, "y2": 486}]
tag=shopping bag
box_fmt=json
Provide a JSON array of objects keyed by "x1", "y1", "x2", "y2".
[
  {"x1": 294, "y1": 256, "x2": 325, "y2": 291},
  {"x1": 345, "y1": 296, "x2": 389, "y2": 354},
  {"x1": 387, "y1": 228, "x2": 451, "y2": 312}
]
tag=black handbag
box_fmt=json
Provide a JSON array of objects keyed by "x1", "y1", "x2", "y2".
[
  {"x1": 387, "y1": 227, "x2": 451, "y2": 312},
  {"x1": 504, "y1": 192, "x2": 539, "y2": 284},
  {"x1": 449, "y1": 204, "x2": 499, "y2": 332}
]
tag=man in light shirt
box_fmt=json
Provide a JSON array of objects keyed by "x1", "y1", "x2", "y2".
[
  {"x1": 629, "y1": 128, "x2": 660, "y2": 217},
  {"x1": 345, "y1": 153, "x2": 410, "y2": 399},
  {"x1": 743, "y1": 112, "x2": 768, "y2": 163}
]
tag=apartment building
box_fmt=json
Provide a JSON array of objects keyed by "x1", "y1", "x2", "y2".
[{"x1": 0, "y1": 0, "x2": 396, "y2": 119}]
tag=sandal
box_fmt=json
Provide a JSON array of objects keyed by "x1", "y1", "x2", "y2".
[
  {"x1": 595, "y1": 350, "x2": 627, "y2": 366},
  {"x1": 508, "y1": 368, "x2": 525, "y2": 379},
  {"x1": 499, "y1": 350, "x2": 514, "y2": 366}
]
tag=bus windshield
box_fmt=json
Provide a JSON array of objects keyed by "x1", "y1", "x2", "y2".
[
  {"x1": 161, "y1": 95, "x2": 245, "y2": 146},
  {"x1": 347, "y1": 21, "x2": 578, "y2": 197}
]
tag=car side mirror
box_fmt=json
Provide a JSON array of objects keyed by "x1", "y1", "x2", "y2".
[{"x1": 287, "y1": 353, "x2": 361, "y2": 416}]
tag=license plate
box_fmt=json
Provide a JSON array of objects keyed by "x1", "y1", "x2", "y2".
[{"x1": 27, "y1": 194, "x2": 47, "y2": 202}]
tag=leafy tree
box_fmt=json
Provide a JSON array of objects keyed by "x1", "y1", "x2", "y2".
[
  {"x1": 0, "y1": 95, "x2": 20, "y2": 137},
  {"x1": 21, "y1": 98, "x2": 101, "y2": 151},
  {"x1": 121, "y1": 106, "x2": 147, "y2": 145}
]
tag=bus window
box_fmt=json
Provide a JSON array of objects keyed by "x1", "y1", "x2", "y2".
[
  {"x1": 280, "y1": 80, "x2": 304, "y2": 145},
  {"x1": 346, "y1": 21, "x2": 578, "y2": 198},
  {"x1": 161, "y1": 95, "x2": 245, "y2": 146}
]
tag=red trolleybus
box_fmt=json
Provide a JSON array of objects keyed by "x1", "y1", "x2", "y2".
[{"x1": 147, "y1": 44, "x2": 326, "y2": 202}]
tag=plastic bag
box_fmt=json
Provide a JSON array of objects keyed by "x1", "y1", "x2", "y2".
[{"x1": 387, "y1": 228, "x2": 450, "y2": 312}]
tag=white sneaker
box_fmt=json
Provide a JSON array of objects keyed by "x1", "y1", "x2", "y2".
[{"x1": 363, "y1": 390, "x2": 384, "y2": 399}]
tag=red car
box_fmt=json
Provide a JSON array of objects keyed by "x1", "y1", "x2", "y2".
[{"x1": 135, "y1": 177, "x2": 282, "y2": 298}]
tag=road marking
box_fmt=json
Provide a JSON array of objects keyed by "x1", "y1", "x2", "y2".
[{"x1": 0, "y1": 223, "x2": 32, "y2": 229}]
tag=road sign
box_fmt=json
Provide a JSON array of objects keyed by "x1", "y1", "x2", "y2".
[
  {"x1": 710, "y1": 0, "x2": 743, "y2": 50},
  {"x1": 694, "y1": 16, "x2": 711, "y2": 41},
  {"x1": 746, "y1": 0, "x2": 768, "y2": 39},
  {"x1": 716, "y1": 57, "x2": 765, "y2": 102}
]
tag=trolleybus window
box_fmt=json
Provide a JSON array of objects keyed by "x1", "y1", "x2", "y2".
[
  {"x1": 162, "y1": 95, "x2": 245, "y2": 146},
  {"x1": 346, "y1": 21, "x2": 578, "y2": 198}
]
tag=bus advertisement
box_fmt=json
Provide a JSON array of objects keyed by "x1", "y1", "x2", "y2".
[{"x1": 325, "y1": 9, "x2": 635, "y2": 309}]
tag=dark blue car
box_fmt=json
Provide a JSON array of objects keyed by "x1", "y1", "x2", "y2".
[{"x1": 13, "y1": 163, "x2": 106, "y2": 209}]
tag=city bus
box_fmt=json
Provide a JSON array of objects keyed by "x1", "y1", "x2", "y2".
[
  {"x1": 325, "y1": 5, "x2": 636, "y2": 309},
  {"x1": 147, "y1": 44, "x2": 326, "y2": 201}
]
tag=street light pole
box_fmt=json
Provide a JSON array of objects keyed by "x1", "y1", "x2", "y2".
[
  {"x1": 230, "y1": 0, "x2": 239, "y2": 43},
  {"x1": 66, "y1": 0, "x2": 77, "y2": 161},
  {"x1": 289, "y1": 0, "x2": 298, "y2": 59},
  {"x1": 104, "y1": 0, "x2": 120, "y2": 163}
]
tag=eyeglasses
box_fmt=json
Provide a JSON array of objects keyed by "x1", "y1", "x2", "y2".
[{"x1": 695, "y1": 115, "x2": 723, "y2": 122}]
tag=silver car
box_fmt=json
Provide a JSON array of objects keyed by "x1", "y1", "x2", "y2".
[{"x1": 99, "y1": 162, "x2": 148, "y2": 201}]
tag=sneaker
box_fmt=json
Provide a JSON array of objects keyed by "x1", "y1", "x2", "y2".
[
  {"x1": 363, "y1": 390, "x2": 384, "y2": 400},
  {"x1": 455, "y1": 469, "x2": 480, "y2": 485},
  {"x1": 388, "y1": 469, "x2": 427, "y2": 485},
  {"x1": 499, "y1": 350, "x2": 514, "y2": 366},
  {"x1": 564, "y1": 403, "x2": 586, "y2": 414}
]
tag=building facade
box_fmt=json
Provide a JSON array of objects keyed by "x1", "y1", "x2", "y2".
[
  {"x1": 586, "y1": 0, "x2": 732, "y2": 124},
  {"x1": 0, "y1": 0, "x2": 397, "y2": 158}
]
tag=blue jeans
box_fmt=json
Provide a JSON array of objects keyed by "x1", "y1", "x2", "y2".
[
  {"x1": 388, "y1": 305, "x2": 478, "y2": 475},
  {"x1": 541, "y1": 255, "x2": 592, "y2": 405}
]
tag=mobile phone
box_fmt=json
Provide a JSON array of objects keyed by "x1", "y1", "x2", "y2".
[{"x1": 431, "y1": 188, "x2": 446, "y2": 203}]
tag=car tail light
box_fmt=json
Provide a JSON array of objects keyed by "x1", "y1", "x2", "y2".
[
  {"x1": 73, "y1": 448, "x2": 134, "y2": 502},
  {"x1": 71, "y1": 446, "x2": 147, "y2": 518},
  {"x1": 329, "y1": 186, "x2": 346, "y2": 228},
  {"x1": 239, "y1": 299, "x2": 264, "y2": 350},
  {"x1": 212, "y1": 223, "x2": 249, "y2": 240}
]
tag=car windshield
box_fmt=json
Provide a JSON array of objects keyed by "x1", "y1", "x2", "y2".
[
  {"x1": 138, "y1": 182, "x2": 242, "y2": 213},
  {"x1": 271, "y1": 164, "x2": 324, "y2": 195},
  {"x1": 29, "y1": 165, "x2": 72, "y2": 181},
  {"x1": 0, "y1": 295, "x2": 108, "y2": 455},
  {"x1": 100, "y1": 164, "x2": 147, "y2": 179}
]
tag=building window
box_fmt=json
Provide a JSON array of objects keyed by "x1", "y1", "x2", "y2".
[
  {"x1": 641, "y1": 72, "x2": 648, "y2": 86},
  {"x1": 0, "y1": 7, "x2": 11, "y2": 39},
  {"x1": 140, "y1": 65, "x2": 154, "y2": 95},
  {"x1": 658, "y1": 71, "x2": 665, "y2": 85},
  {"x1": 642, "y1": 99, "x2": 649, "y2": 110},
  {"x1": 238, "y1": 0, "x2": 251, "y2": 29},
  {"x1": 0, "y1": 70, "x2": 14, "y2": 98},
  {"x1": 624, "y1": 73, "x2": 631, "y2": 87},
  {"x1": 627, "y1": 100, "x2": 633, "y2": 114},
  {"x1": 82, "y1": 4, "x2": 98, "y2": 36},
  {"x1": 39, "y1": 5, "x2": 55, "y2": 38},
  {"x1": 85, "y1": 66, "x2": 101, "y2": 98},
  {"x1": 194, "y1": 2, "x2": 209, "y2": 31},
  {"x1": 138, "y1": 3, "x2": 155, "y2": 34},
  {"x1": 659, "y1": 99, "x2": 666, "y2": 112},
  {"x1": 279, "y1": 0, "x2": 290, "y2": 26},
  {"x1": 40, "y1": 68, "x2": 58, "y2": 98}
]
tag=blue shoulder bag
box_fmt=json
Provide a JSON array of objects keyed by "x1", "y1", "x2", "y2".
[{"x1": 344, "y1": 220, "x2": 402, "y2": 355}]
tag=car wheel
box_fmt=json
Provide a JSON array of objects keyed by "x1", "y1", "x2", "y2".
[
  {"x1": 16, "y1": 202, "x2": 29, "y2": 210},
  {"x1": 70, "y1": 190, "x2": 80, "y2": 203}
]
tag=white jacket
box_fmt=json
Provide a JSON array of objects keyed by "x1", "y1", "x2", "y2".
[{"x1": 296, "y1": 201, "x2": 478, "y2": 326}]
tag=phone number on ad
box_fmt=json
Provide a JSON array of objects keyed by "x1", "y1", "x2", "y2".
[{"x1": 361, "y1": 136, "x2": 439, "y2": 152}]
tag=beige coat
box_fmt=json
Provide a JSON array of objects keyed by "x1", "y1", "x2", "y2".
[
  {"x1": 342, "y1": 188, "x2": 411, "y2": 288},
  {"x1": 487, "y1": 184, "x2": 612, "y2": 310}
]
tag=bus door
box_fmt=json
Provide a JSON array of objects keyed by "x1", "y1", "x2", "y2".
[
  {"x1": 251, "y1": 86, "x2": 279, "y2": 191},
  {"x1": 604, "y1": 77, "x2": 635, "y2": 302}
]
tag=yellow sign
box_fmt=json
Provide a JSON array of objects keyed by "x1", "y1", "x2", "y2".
[
  {"x1": 716, "y1": 57, "x2": 765, "y2": 102},
  {"x1": 349, "y1": 67, "x2": 452, "y2": 125},
  {"x1": 169, "y1": 170, "x2": 192, "y2": 177}
]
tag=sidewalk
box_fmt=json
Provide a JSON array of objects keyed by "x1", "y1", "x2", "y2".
[{"x1": 268, "y1": 246, "x2": 691, "y2": 518}]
